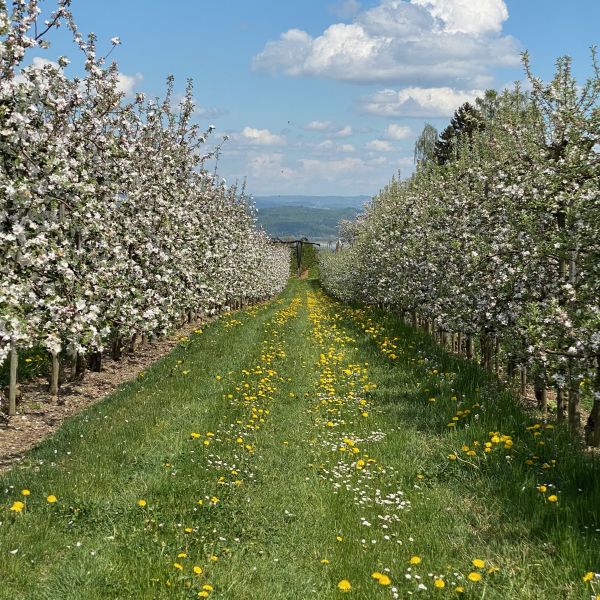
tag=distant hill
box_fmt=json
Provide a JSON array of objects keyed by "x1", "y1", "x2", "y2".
[
  {"x1": 254, "y1": 195, "x2": 370, "y2": 210},
  {"x1": 257, "y1": 206, "x2": 360, "y2": 240}
]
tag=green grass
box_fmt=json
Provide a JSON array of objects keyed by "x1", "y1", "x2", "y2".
[{"x1": 0, "y1": 278, "x2": 598, "y2": 599}]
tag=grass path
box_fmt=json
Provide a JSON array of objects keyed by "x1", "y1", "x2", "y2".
[{"x1": 1, "y1": 278, "x2": 599, "y2": 599}]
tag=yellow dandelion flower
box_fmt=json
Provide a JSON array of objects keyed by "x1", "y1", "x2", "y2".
[
  {"x1": 467, "y1": 572, "x2": 482, "y2": 582},
  {"x1": 137, "y1": 499, "x2": 147, "y2": 507},
  {"x1": 448, "y1": 453, "x2": 458, "y2": 461},
  {"x1": 202, "y1": 585, "x2": 214, "y2": 591},
  {"x1": 336, "y1": 535, "x2": 343, "y2": 542},
  {"x1": 21, "y1": 489, "x2": 30, "y2": 496},
  {"x1": 455, "y1": 586, "x2": 465, "y2": 593},
  {"x1": 337, "y1": 579, "x2": 351, "y2": 592},
  {"x1": 198, "y1": 592, "x2": 209, "y2": 598},
  {"x1": 10, "y1": 501, "x2": 25, "y2": 512},
  {"x1": 46, "y1": 495, "x2": 57, "y2": 504},
  {"x1": 409, "y1": 555, "x2": 422, "y2": 565},
  {"x1": 209, "y1": 555, "x2": 218, "y2": 562},
  {"x1": 583, "y1": 572, "x2": 594, "y2": 582},
  {"x1": 378, "y1": 575, "x2": 391, "y2": 586},
  {"x1": 193, "y1": 566, "x2": 203, "y2": 574},
  {"x1": 537, "y1": 485, "x2": 547, "y2": 493},
  {"x1": 177, "y1": 552, "x2": 187, "y2": 558},
  {"x1": 434, "y1": 578, "x2": 445, "y2": 588},
  {"x1": 472, "y1": 559, "x2": 485, "y2": 569},
  {"x1": 371, "y1": 572, "x2": 383, "y2": 580},
  {"x1": 321, "y1": 559, "x2": 330, "y2": 565},
  {"x1": 191, "y1": 432, "x2": 201, "y2": 439},
  {"x1": 174, "y1": 563, "x2": 184, "y2": 571},
  {"x1": 184, "y1": 527, "x2": 193, "y2": 533},
  {"x1": 547, "y1": 495, "x2": 558, "y2": 503}
]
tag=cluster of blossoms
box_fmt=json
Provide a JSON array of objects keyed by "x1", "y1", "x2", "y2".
[
  {"x1": 321, "y1": 54, "x2": 600, "y2": 445},
  {"x1": 0, "y1": 1, "x2": 289, "y2": 401}
]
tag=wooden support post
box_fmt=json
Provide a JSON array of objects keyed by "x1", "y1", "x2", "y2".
[
  {"x1": 50, "y1": 351, "x2": 59, "y2": 396},
  {"x1": 8, "y1": 343, "x2": 18, "y2": 416},
  {"x1": 466, "y1": 335, "x2": 473, "y2": 359},
  {"x1": 568, "y1": 379, "x2": 581, "y2": 432},
  {"x1": 556, "y1": 387, "x2": 565, "y2": 423}
]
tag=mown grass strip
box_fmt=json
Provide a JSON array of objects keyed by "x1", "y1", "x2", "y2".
[{"x1": 0, "y1": 278, "x2": 598, "y2": 599}]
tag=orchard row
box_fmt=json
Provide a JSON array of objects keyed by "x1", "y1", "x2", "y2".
[
  {"x1": 321, "y1": 54, "x2": 600, "y2": 445},
  {"x1": 0, "y1": 1, "x2": 289, "y2": 411}
]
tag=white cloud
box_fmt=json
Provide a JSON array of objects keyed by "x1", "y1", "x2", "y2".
[
  {"x1": 362, "y1": 86, "x2": 483, "y2": 117},
  {"x1": 315, "y1": 140, "x2": 356, "y2": 153},
  {"x1": 248, "y1": 153, "x2": 296, "y2": 178},
  {"x1": 31, "y1": 56, "x2": 59, "y2": 70},
  {"x1": 332, "y1": 125, "x2": 353, "y2": 138},
  {"x1": 384, "y1": 123, "x2": 412, "y2": 140},
  {"x1": 300, "y1": 157, "x2": 369, "y2": 180},
  {"x1": 14, "y1": 56, "x2": 59, "y2": 83},
  {"x1": 411, "y1": 0, "x2": 508, "y2": 34},
  {"x1": 305, "y1": 120, "x2": 335, "y2": 131},
  {"x1": 330, "y1": 0, "x2": 362, "y2": 19},
  {"x1": 116, "y1": 72, "x2": 143, "y2": 97},
  {"x1": 316, "y1": 140, "x2": 335, "y2": 151},
  {"x1": 252, "y1": 0, "x2": 519, "y2": 88},
  {"x1": 366, "y1": 139, "x2": 395, "y2": 152},
  {"x1": 195, "y1": 105, "x2": 227, "y2": 119},
  {"x1": 241, "y1": 127, "x2": 287, "y2": 146}
]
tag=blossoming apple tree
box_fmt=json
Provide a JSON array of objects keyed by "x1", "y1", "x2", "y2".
[{"x1": 0, "y1": 0, "x2": 289, "y2": 414}]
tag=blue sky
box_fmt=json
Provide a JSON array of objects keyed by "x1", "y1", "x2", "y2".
[{"x1": 35, "y1": 0, "x2": 600, "y2": 196}]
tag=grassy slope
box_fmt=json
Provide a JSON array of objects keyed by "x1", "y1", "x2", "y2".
[{"x1": 0, "y1": 278, "x2": 598, "y2": 599}]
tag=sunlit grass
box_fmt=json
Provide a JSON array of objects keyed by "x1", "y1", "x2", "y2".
[{"x1": 0, "y1": 278, "x2": 598, "y2": 599}]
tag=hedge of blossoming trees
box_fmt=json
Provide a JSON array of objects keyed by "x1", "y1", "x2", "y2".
[
  {"x1": 320, "y1": 52, "x2": 600, "y2": 446},
  {"x1": 0, "y1": 0, "x2": 290, "y2": 416}
]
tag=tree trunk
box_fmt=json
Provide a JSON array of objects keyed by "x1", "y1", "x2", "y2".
[
  {"x1": 112, "y1": 336, "x2": 123, "y2": 361},
  {"x1": 69, "y1": 350, "x2": 78, "y2": 382},
  {"x1": 568, "y1": 376, "x2": 581, "y2": 433},
  {"x1": 89, "y1": 351, "x2": 102, "y2": 372},
  {"x1": 8, "y1": 343, "x2": 18, "y2": 416},
  {"x1": 520, "y1": 367, "x2": 527, "y2": 398},
  {"x1": 466, "y1": 335, "x2": 473, "y2": 359},
  {"x1": 494, "y1": 337, "x2": 500, "y2": 376},
  {"x1": 76, "y1": 353, "x2": 87, "y2": 378},
  {"x1": 506, "y1": 357, "x2": 516, "y2": 382},
  {"x1": 411, "y1": 310, "x2": 417, "y2": 329},
  {"x1": 584, "y1": 358, "x2": 600, "y2": 446},
  {"x1": 457, "y1": 332, "x2": 463, "y2": 355},
  {"x1": 534, "y1": 374, "x2": 547, "y2": 414},
  {"x1": 556, "y1": 387, "x2": 565, "y2": 422},
  {"x1": 480, "y1": 335, "x2": 493, "y2": 371},
  {"x1": 129, "y1": 333, "x2": 138, "y2": 354},
  {"x1": 50, "y1": 351, "x2": 60, "y2": 396}
]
